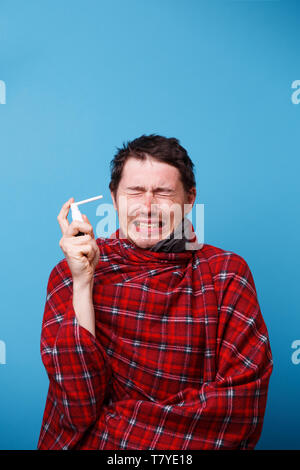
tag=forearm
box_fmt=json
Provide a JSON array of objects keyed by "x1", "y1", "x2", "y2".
[
  {"x1": 43, "y1": 303, "x2": 111, "y2": 433},
  {"x1": 72, "y1": 280, "x2": 96, "y2": 337}
]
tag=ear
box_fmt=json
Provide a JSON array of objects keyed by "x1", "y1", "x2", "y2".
[
  {"x1": 183, "y1": 188, "x2": 196, "y2": 218},
  {"x1": 110, "y1": 190, "x2": 117, "y2": 211},
  {"x1": 186, "y1": 187, "x2": 196, "y2": 207}
]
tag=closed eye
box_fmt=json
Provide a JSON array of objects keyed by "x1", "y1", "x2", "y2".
[
  {"x1": 125, "y1": 186, "x2": 175, "y2": 196},
  {"x1": 127, "y1": 191, "x2": 143, "y2": 195}
]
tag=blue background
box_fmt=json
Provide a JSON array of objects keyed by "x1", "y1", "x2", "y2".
[{"x1": 0, "y1": 0, "x2": 299, "y2": 450}]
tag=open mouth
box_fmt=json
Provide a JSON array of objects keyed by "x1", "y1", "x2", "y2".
[{"x1": 132, "y1": 220, "x2": 165, "y2": 231}]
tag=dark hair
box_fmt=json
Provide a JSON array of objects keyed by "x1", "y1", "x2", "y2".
[{"x1": 109, "y1": 134, "x2": 196, "y2": 196}]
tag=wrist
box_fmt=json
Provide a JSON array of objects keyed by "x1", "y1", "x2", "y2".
[
  {"x1": 73, "y1": 278, "x2": 94, "y2": 293},
  {"x1": 72, "y1": 279, "x2": 95, "y2": 337}
]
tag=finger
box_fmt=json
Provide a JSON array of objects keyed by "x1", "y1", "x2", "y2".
[
  {"x1": 59, "y1": 235, "x2": 92, "y2": 253},
  {"x1": 78, "y1": 244, "x2": 95, "y2": 262},
  {"x1": 68, "y1": 234, "x2": 92, "y2": 244},
  {"x1": 66, "y1": 220, "x2": 94, "y2": 238},
  {"x1": 57, "y1": 197, "x2": 74, "y2": 235},
  {"x1": 82, "y1": 214, "x2": 95, "y2": 238},
  {"x1": 91, "y1": 239, "x2": 99, "y2": 251}
]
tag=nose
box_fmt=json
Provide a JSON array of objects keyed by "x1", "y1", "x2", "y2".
[{"x1": 141, "y1": 191, "x2": 157, "y2": 215}]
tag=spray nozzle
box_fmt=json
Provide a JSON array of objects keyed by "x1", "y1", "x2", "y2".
[{"x1": 70, "y1": 194, "x2": 103, "y2": 223}]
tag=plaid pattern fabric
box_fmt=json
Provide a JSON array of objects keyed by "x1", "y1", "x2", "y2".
[{"x1": 37, "y1": 233, "x2": 273, "y2": 450}]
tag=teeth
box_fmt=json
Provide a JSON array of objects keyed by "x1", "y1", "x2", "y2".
[
  {"x1": 139, "y1": 222, "x2": 159, "y2": 228},
  {"x1": 134, "y1": 222, "x2": 160, "y2": 228}
]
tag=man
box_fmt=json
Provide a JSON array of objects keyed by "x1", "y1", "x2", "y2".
[{"x1": 37, "y1": 134, "x2": 273, "y2": 450}]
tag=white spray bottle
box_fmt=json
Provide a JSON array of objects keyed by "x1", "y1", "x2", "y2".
[{"x1": 70, "y1": 194, "x2": 103, "y2": 236}]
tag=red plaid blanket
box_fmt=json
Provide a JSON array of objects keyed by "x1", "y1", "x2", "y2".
[{"x1": 37, "y1": 233, "x2": 273, "y2": 449}]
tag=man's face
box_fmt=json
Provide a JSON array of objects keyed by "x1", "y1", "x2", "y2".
[{"x1": 110, "y1": 156, "x2": 196, "y2": 249}]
